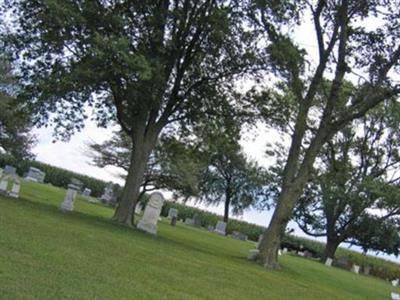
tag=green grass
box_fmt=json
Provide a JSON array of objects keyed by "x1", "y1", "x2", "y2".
[{"x1": 0, "y1": 181, "x2": 399, "y2": 299}]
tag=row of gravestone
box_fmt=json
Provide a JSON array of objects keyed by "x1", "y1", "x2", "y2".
[{"x1": 180, "y1": 213, "x2": 249, "y2": 241}]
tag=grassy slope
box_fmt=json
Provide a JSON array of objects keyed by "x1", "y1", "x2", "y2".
[{"x1": 0, "y1": 181, "x2": 399, "y2": 300}]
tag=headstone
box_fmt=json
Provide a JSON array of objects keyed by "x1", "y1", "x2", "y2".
[
  {"x1": 392, "y1": 279, "x2": 399, "y2": 287},
  {"x1": 297, "y1": 251, "x2": 305, "y2": 257},
  {"x1": 304, "y1": 250, "x2": 313, "y2": 258},
  {"x1": 351, "y1": 264, "x2": 360, "y2": 274},
  {"x1": 214, "y1": 221, "x2": 227, "y2": 235},
  {"x1": 283, "y1": 248, "x2": 288, "y2": 254},
  {"x1": 4, "y1": 165, "x2": 16, "y2": 176},
  {"x1": 231, "y1": 231, "x2": 248, "y2": 241},
  {"x1": 168, "y1": 208, "x2": 178, "y2": 219},
  {"x1": 278, "y1": 249, "x2": 282, "y2": 256},
  {"x1": 25, "y1": 167, "x2": 46, "y2": 183},
  {"x1": 82, "y1": 188, "x2": 91, "y2": 197},
  {"x1": 193, "y1": 214, "x2": 202, "y2": 227},
  {"x1": 135, "y1": 204, "x2": 143, "y2": 214},
  {"x1": 363, "y1": 266, "x2": 371, "y2": 275},
  {"x1": 256, "y1": 234, "x2": 263, "y2": 249},
  {"x1": 184, "y1": 218, "x2": 194, "y2": 226},
  {"x1": 336, "y1": 256, "x2": 350, "y2": 269},
  {"x1": 136, "y1": 192, "x2": 165, "y2": 235},
  {"x1": 0, "y1": 178, "x2": 8, "y2": 193},
  {"x1": 70, "y1": 178, "x2": 83, "y2": 192},
  {"x1": 207, "y1": 225, "x2": 214, "y2": 232},
  {"x1": 100, "y1": 183, "x2": 115, "y2": 204},
  {"x1": 247, "y1": 249, "x2": 260, "y2": 261},
  {"x1": 170, "y1": 216, "x2": 177, "y2": 226},
  {"x1": 392, "y1": 292, "x2": 400, "y2": 300},
  {"x1": 60, "y1": 184, "x2": 79, "y2": 212},
  {"x1": 8, "y1": 181, "x2": 21, "y2": 198},
  {"x1": 325, "y1": 257, "x2": 333, "y2": 267}
]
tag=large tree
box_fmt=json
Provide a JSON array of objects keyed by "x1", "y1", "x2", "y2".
[
  {"x1": 2, "y1": 0, "x2": 259, "y2": 226},
  {"x1": 87, "y1": 129, "x2": 203, "y2": 204},
  {"x1": 0, "y1": 55, "x2": 35, "y2": 159},
  {"x1": 250, "y1": 1, "x2": 400, "y2": 268},
  {"x1": 294, "y1": 102, "x2": 400, "y2": 261},
  {"x1": 198, "y1": 118, "x2": 267, "y2": 224}
]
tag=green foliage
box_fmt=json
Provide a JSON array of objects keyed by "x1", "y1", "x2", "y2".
[{"x1": 0, "y1": 154, "x2": 108, "y2": 197}]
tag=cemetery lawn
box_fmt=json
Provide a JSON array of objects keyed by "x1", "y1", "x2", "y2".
[{"x1": 1, "y1": 181, "x2": 399, "y2": 300}]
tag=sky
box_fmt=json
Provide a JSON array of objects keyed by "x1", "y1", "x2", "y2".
[{"x1": 26, "y1": 7, "x2": 400, "y2": 264}]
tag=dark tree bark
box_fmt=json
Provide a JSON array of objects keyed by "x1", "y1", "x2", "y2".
[
  {"x1": 113, "y1": 123, "x2": 160, "y2": 226},
  {"x1": 321, "y1": 237, "x2": 341, "y2": 262},
  {"x1": 223, "y1": 188, "x2": 231, "y2": 224}
]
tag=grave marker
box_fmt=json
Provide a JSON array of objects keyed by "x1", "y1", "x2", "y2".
[{"x1": 136, "y1": 192, "x2": 165, "y2": 235}]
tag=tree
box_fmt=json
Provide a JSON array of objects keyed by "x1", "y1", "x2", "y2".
[
  {"x1": 87, "y1": 129, "x2": 203, "y2": 205},
  {"x1": 198, "y1": 119, "x2": 267, "y2": 224},
  {"x1": 2, "y1": 0, "x2": 258, "y2": 226},
  {"x1": 294, "y1": 102, "x2": 400, "y2": 261},
  {"x1": 0, "y1": 55, "x2": 35, "y2": 159},
  {"x1": 250, "y1": 1, "x2": 400, "y2": 268}
]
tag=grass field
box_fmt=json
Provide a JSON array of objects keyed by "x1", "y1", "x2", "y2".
[{"x1": 0, "y1": 181, "x2": 399, "y2": 299}]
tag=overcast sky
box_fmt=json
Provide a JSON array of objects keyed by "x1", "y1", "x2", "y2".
[{"x1": 28, "y1": 10, "x2": 400, "y2": 264}]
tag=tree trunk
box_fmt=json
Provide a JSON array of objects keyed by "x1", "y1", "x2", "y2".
[
  {"x1": 223, "y1": 190, "x2": 231, "y2": 224},
  {"x1": 258, "y1": 182, "x2": 304, "y2": 269},
  {"x1": 113, "y1": 128, "x2": 158, "y2": 226},
  {"x1": 321, "y1": 238, "x2": 340, "y2": 262}
]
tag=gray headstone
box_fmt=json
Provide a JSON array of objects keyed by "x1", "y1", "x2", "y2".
[
  {"x1": 100, "y1": 183, "x2": 115, "y2": 204},
  {"x1": 184, "y1": 218, "x2": 194, "y2": 226},
  {"x1": 336, "y1": 256, "x2": 350, "y2": 268},
  {"x1": 136, "y1": 192, "x2": 165, "y2": 235},
  {"x1": 25, "y1": 167, "x2": 46, "y2": 183},
  {"x1": 193, "y1": 214, "x2": 202, "y2": 227},
  {"x1": 70, "y1": 178, "x2": 83, "y2": 191},
  {"x1": 4, "y1": 165, "x2": 16, "y2": 176},
  {"x1": 167, "y1": 208, "x2": 178, "y2": 219},
  {"x1": 303, "y1": 250, "x2": 313, "y2": 258},
  {"x1": 231, "y1": 231, "x2": 248, "y2": 241},
  {"x1": 60, "y1": 187, "x2": 78, "y2": 212},
  {"x1": 214, "y1": 221, "x2": 227, "y2": 235},
  {"x1": 363, "y1": 266, "x2": 371, "y2": 275},
  {"x1": 207, "y1": 225, "x2": 214, "y2": 232},
  {"x1": 82, "y1": 188, "x2": 91, "y2": 197},
  {"x1": 135, "y1": 204, "x2": 143, "y2": 214},
  {"x1": 247, "y1": 249, "x2": 260, "y2": 261},
  {"x1": 256, "y1": 234, "x2": 264, "y2": 249},
  {"x1": 0, "y1": 178, "x2": 8, "y2": 192},
  {"x1": 8, "y1": 181, "x2": 20, "y2": 198}
]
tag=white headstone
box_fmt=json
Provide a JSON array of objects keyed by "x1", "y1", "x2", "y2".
[
  {"x1": 135, "y1": 204, "x2": 143, "y2": 214},
  {"x1": 136, "y1": 192, "x2": 165, "y2": 235},
  {"x1": 9, "y1": 181, "x2": 21, "y2": 198},
  {"x1": 278, "y1": 249, "x2": 282, "y2": 256},
  {"x1": 392, "y1": 292, "x2": 400, "y2": 300},
  {"x1": 392, "y1": 279, "x2": 399, "y2": 287},
  {"x1": 325, "y1": 257, "x2": 333, "y2": 267},
  {"x1": 283, "y1": 248, "x2": 288, "y2": 254},
  {"x1": 297, "y1": 251, "x2": 305, "y2": 257},
  {"x1": 0, "y1": 178, "x2": 8, "y2": 192},
  {"x1": 60, "y1": 187, "x2": 78, "y2": 212},
  {"x1": 247, "y1": 249, "x2": 260, "y2": 261},
  {"x1": 214, "y1": 221, "x2": 227, "y2": 235},
  {"x1": 351, "y1": 264, "x2": 360, "y2": 274}
]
